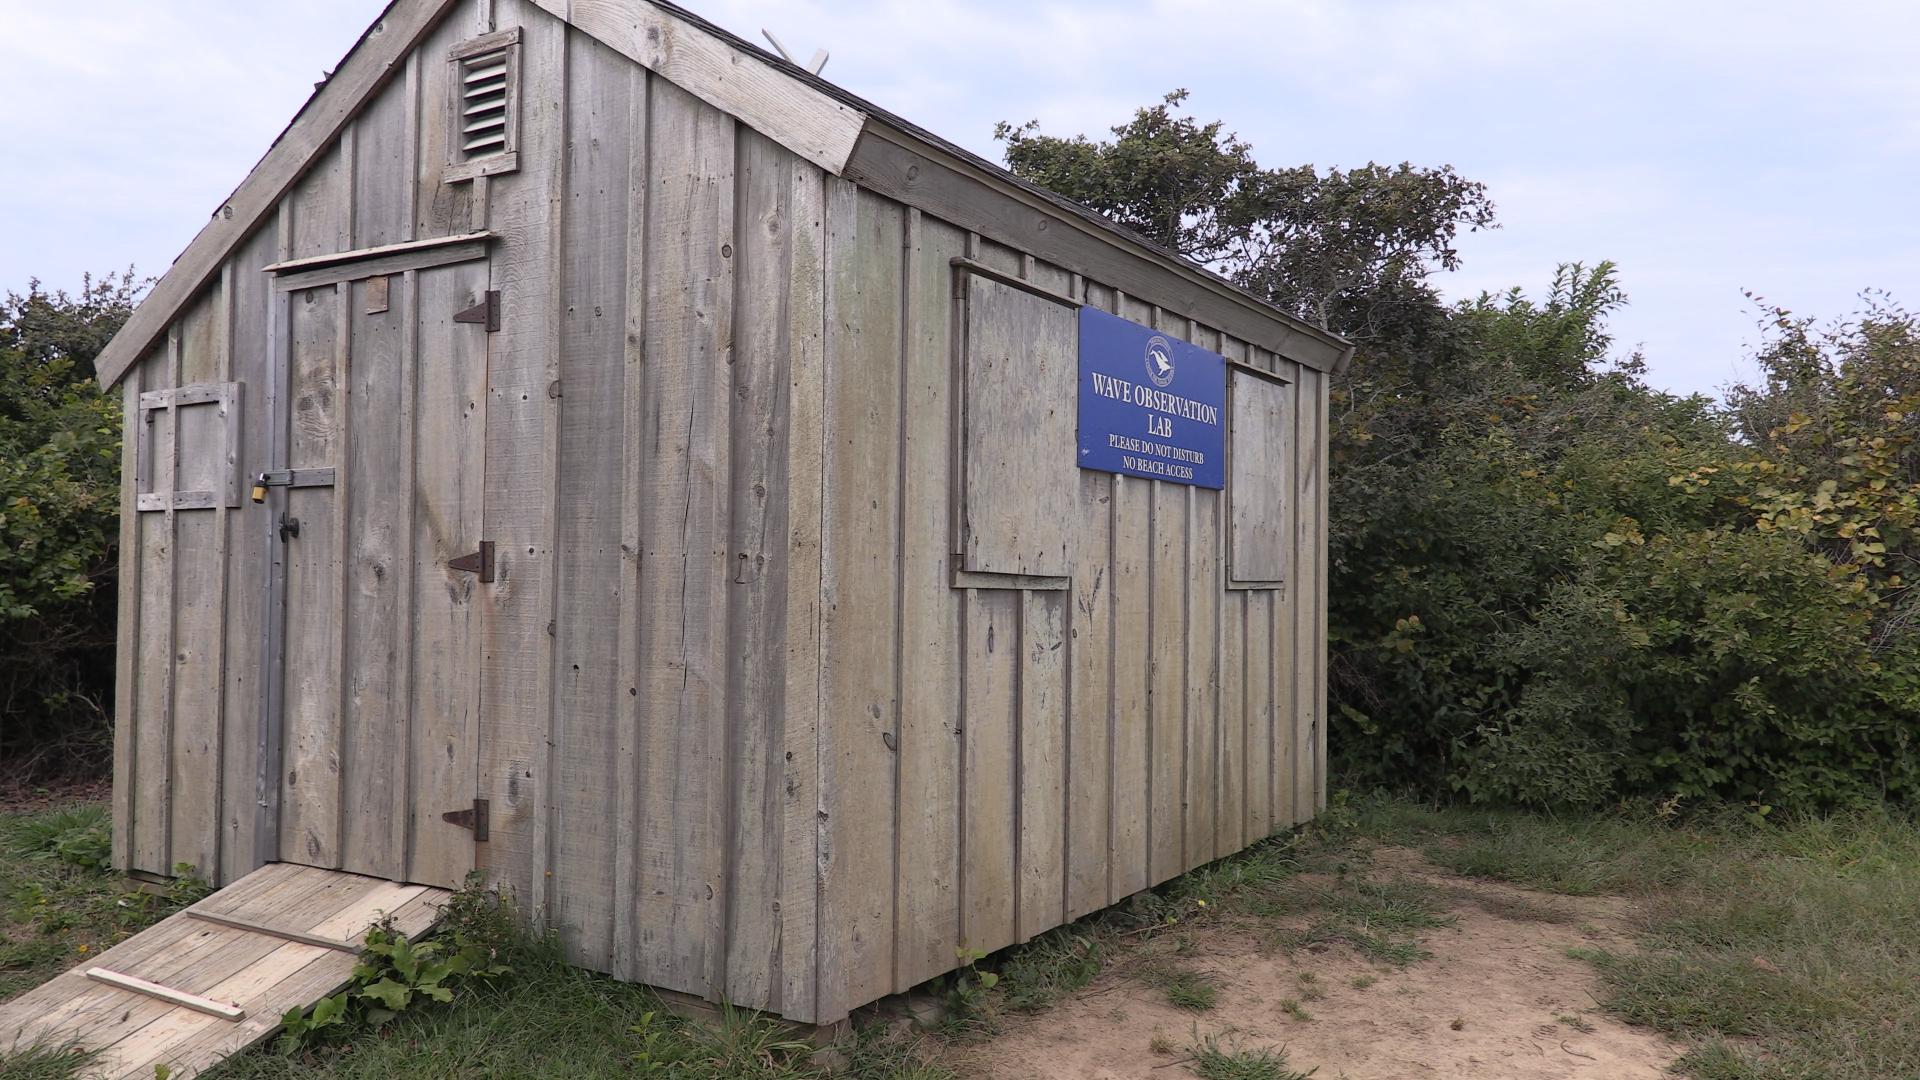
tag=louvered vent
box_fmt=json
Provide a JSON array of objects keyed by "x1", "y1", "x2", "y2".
[
  {"x1": 446, "y1": 28, "x2": 520, "y2": 180},
  {"x1": 458, "y1": 52, "x2": 511, "y2": 159}
]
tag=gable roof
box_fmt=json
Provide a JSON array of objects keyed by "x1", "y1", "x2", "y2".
[{"x1": 96, "y1": 0, "x2": 1349, "y2": 388}]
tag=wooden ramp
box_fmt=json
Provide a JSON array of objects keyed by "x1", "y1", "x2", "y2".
[{"x1": 0, "y1": 864, "x2": 451, "y2": 1079}]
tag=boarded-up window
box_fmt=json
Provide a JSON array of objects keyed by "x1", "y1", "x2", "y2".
[
  {"x1": 1227, "y1": 368, "x2": 1289, "y2": 584},
  {"x1": 960, "y1": 274, "x2": 1077, "y2": 577}
]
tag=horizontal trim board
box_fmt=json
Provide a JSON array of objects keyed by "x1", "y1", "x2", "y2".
[
  {"x1": 846, "y1": 126, "x2": 1349, "y2": 373},
  {"x1": 443, "y1": 150, "x2": 520, "y2": 183},
  {"x1": 273, "y1": 240, "x2": 490, "y2": 292},
  {"x1": 950, "y1": 568, "x2": 1071, "y2": 591},
  {"x1": 950, "y1": 257, "x2": 1078, "y2": 308},
  {"x1": 447, "y1": 25, "x2": 521, "y2": 60},
  {"x1": 267, "y1": 231, "x2": 492, "y2": 276},
  {"x1": 137, "y1": 490, "x2": 223, "y2": 512},
  {"x1": 1225, "y1": 580, "x2": 1285, "y2": 591},
  {"x1": 1229, "y1": 359, "x2": 1292, "y2": 385},
  {"x1": 139, "y1": 382, "x2": 237, "y2": 410}
]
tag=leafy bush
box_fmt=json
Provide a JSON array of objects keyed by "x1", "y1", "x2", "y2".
[
  {"x1": 0, "y1": 273, "x2": 139, "y2": 781},
  {"x1": 278, "y1": 921, "x2": 510, "y2": 1051}
]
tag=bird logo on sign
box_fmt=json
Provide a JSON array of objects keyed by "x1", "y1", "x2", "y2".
[{"x1": 1145, "y1": 336, "x2": 1176, "y2": 387}]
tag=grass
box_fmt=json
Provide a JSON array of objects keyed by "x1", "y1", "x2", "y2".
[
  {"x1": 0, "y1": 801, "x2": 205, "y2": 1002},
  {"x1": 1151, "y1": 967, "x2": 1220, "y2": 1011},
  {"x1": 0, "y1": 799, "x2": 953, "y2": 1080},
  {"x1": 12, "y1": 790, "x2": 1918, "y2": 1079},
  {"x1": 1185, "y1": 1031, "x2": 1312, "y2": 1080},
  {"x1": 1337, "y1": 794, "x2": 1920, "y2": 1080}
]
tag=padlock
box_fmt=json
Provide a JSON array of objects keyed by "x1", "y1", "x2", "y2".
[{"x1": 250, "y1": 482, "x2": 267, "y2": 504}]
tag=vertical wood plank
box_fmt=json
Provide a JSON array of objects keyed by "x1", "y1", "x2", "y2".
[
  {"x1": 352, "y1": 73, "x2": 413, "y2": 248},
  {"x1": 611, "y1": 63, "x2": 651, "y2": 986},
  {"x1": 477, "y1": 0, "x2": 562, "y2": 914},
  {"x1": 547, "y1": 28, "x2": 633, "y2": 971},
  {"x1": 1292, "y1": 368, "x2": 1320, "y2": 824},
  {"x1": 1148, "y1": 486, "x2": 1185, "y2": 880},
  {"x1": 634, "y1": 77, "x2": 735, "y2": 998},
  {"x1": 415, "y1": 9, "x2": 476, "y2": 239},
  {"x1": 818, "y1": 184, "x2": 903, "y2": 1010},
  {"x1": 408, "y1": 261, "x2": 490, "y2": 888},
  {"x1": 1186, "y1": 484, "x2": 1220, "y2": 869},
  {"x1": 219, "y1": 226, "x2": 278, "y2": 885},
  {"x1": 132, "y1": 341, "x2": 178, "y2": 875},
  {"x1": 723, "y1": 128, "x2": 793, "y2": 1011},
  {"x1": 170, "y1": 295, "x2": 225, "y2": 879},
  {"x1": 289, "y1": 143, "x2": 352, "y2": 261},
  {"x1": 778, "y1": 157, "x2": 827, "y2": 1023},
  {"x1": 1017, "y1": 590, "x2": 1067, "y2": 940},
  {"x1": 338, "y1": 276, "x2": 409, "y2": 881},
  {"x1": 1106, "y1": 291, "x2": 1151, "y2": 899},
  {"x1": 1312, "y1": 371, "x2": 1330, "y2": 815},
  {"x1": 1066, "y1": 286, "x2": 1114, "y2": 913},
  {"x1": 112, "y1": 366, "x2": 143, "y2": 873},
  {"x1": 959, "y1": 588, "x2": 1017, "y2": 956},
  {"x1": 278, "y1": 283, "x2": 343, "y2": 868},
  {"x1": 892, "y1": 211, "x2": 965, "y2": 989},
  {"x1": 1247, "y1": 588, "x2": 1274, "y2": 839}
]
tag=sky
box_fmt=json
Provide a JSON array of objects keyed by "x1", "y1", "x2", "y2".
[{"x1": 2, "y1": 0, "x2": 1915, "y2": 398}]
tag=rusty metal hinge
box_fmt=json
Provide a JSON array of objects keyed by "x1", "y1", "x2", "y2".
[
  {"x1": 441, "y1": 799, "x2": 489, "y2": 842},
  {"x1": 453, "y1": 290, "x2": 501, "y2": 332},
  {"x1": 447, "y1": 540, "x2": 495, "y2": 582}
]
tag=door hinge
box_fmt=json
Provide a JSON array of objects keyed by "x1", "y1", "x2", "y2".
[
  {"x1": 447, "y1": 540, "x2": 495, "y2": 582},
  {"x1": 441, "y1": 799, "x2": 490, "y2": 842},
  {"x1": 453, "y1": 290, "x2": 501, "y2": 332}
]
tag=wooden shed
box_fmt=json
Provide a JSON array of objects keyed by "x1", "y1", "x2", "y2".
[{"x1": 93, "y1": 0, "x2": 1347, "y2": 1026}]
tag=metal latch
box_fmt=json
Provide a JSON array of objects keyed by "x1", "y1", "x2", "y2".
[
  {"x1": 251, "y1": 468, "x2": 336, "y2": 503},
  {"x1": 448, "y1": 540, "x2": 495, "y2": 583},
  {"x1": 441, "y1": 799, "x2": 489, "y2": 841},
  {"x1": 453, "y1": 290, "x2": 501, "y2": 332}
]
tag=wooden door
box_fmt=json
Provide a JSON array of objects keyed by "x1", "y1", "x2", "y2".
[{"x1": 272, "y1": 258, "x2": 490, "y2": 888}]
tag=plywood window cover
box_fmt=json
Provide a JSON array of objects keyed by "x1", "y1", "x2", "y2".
[
  {"x1": 445, "y1": 27, "x2": 521, "y2": 182},
  {"x1": 1226, "y1": 365, "x2": 1289, "y2": 589},
  {"x1": 956, "y1": 272, "x2": 1079, "y2": 582},
  {"x1": 135, "y1": 381, "x2": 242, "y2": 511}
]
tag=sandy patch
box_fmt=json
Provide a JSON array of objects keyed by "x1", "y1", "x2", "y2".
[{"x1": 941, "y1": 849, "x2": 1679, "y2": 1080}]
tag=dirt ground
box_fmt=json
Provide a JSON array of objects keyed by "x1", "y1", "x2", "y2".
[{"x1": 943, "y1": 848, "x2": 1680, "y2": 1080}]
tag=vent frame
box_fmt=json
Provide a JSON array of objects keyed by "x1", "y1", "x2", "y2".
[{"x1": 445, "y1": 27, "x2": 521, "y2": 182}]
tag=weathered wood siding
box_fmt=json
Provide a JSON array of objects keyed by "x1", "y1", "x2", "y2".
[
  {"x1": 112, "y1": 0, "x2": 497, "y2": 885},
  {"x1": 113, "y1": 0, "x2": 1328, "y2": 1029},
  {"x1": 810, "y1": 215, "x2": 1329, "y2": 1020}
]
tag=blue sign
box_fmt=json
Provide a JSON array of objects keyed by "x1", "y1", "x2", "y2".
[{"x1": 1077, "y1": 306, "x2": 1226, "y2": 488}]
